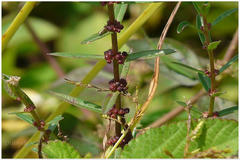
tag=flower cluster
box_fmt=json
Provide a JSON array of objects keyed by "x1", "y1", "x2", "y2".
[
  {"x1": 109, "y1": 78, "x2": 128, "y2": 93},
  {"x1": 204, "y1": 69, "x2": 219, "y2": 77},
  {"x1": 104, "y1": 49, "x2": 128, "y2": 64},
  {"x1": 24, "y1": 105, "x2": 36, "y2": 112},
  {"x1": 100, "y1": 1, "x2": 120, "y2": 6},
  {"x1": 107, "y1": 105, "x2": 130, "y2": 118},
  {"x1": 33, "y1": 120, "x2": 45, "y2": 131},
  {"x1": 104, "y1": 20, "x2": 124, "y2": 33},
  {"x1": 107, "y1": 135, "x2": 128, "y2": 147}
]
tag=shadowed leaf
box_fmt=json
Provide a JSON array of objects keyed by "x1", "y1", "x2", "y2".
[
  {"x1": 218, "y1": 106, "x2": 238, "y2": 117},
  {"x1": 198, "y1": 73, "x2": 211, "y2": 91},
  {"x1": 212, "y1": 8, "x2": 237, "y2": 26},
  {"x1": 49, "y1": 52, "x2": 104, "y2": 59}
]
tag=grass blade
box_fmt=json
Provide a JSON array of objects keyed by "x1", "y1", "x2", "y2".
[
  {"x1": 212, "y1": 8, "x2": 237, "y2": 26},
  {"x1": 218, "y1": 106, "x2": 238, "y2": 117},
  {"x1": 50, "y1": 91, "x2": 102, "y2": 113},
  {"x1": 126, "y1": 49, "x2": 175, "y2": 62},
  {"x1": 49, "y1": 52, "x2": 104, "y2": 59},
  {"x1": 219, "y1": 55, "x2": 238, "y2": 74}
]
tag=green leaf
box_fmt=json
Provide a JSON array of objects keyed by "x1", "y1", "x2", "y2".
[
  {"x1": 114, "y1": 3, "x2": 128, "y2": 22},
  {"x1": 9, "y1": 112, "x2": 34, "y2": 125},
  {"x1": 208, "y1": 40, "x2": 221, "y2": 51},
  {"x1": 50, "y1": 91, "x2": 102, "y2": 113},
  {"x1": 47, "y1": 115, "x2": 64, "y2": 131},
  {"x1": 81, "y1": 3, "x2": 128, "y2": 44},
  {"x1": 218, "y1": 106, "x2": 238, "y2": 117},
  {"x1": 212, "y1": 8, "x2": 237, "y2": 26},
  {"x1": 219, "y1": 55, "x2": 238, "y2": 74},
  {"x1": 176, "y1": 101, "x2": 187, "y2": 107},
  {"x1": 121, "y1": 119, "x2": 238, "y2": 158},
  {"x1": 126, "y1": 49, "x2": 175, "y2": 62},
  {"x1": 43, "y1": 140, "x2": 81, "y2": 158},
  {"x1": 177, "y1": 21, "x2": 192, "y2": 34},
  {"x1": 198, "y1": 73, "x2": 211, "y2": 91},
  {"x1": 171, "y1": 61, "x2": 204, "y2": 74},
  {"x1": 48, "y1": 52, "x2": 104, "y2": 59},
  {"x1": 192, "y1": 2, "x2": 202, "y2": 15},
  {"x1": 212, "y1": 91, "x2": 225, "y2": 97},
  {"x1": 196, "y1": 15, "x2": 205, "y2": 45}
]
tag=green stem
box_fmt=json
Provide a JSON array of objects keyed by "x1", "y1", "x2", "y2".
[
  {"x1": 202, "y1": 16, "x2": 216, "y2": 116},
  {"x1": 14, "y1": 3, "x2": 163, "y2": 158},
  {"x1": 2, "y1": 2, "x2": 36, "y2": 51}
]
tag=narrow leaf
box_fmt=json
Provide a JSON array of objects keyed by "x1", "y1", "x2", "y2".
[
  {"x1": 218, "y1": 106, "x2": 238, "y2": 117},
  {"x1": 212, "y1": 91, "x2": 225, "y2": 97},
  {"x1": 212, "y1": 8, "x2": 237, "y2": 26},
  {"x1": 126, "y1": 49, "x2": 175, "y2": 62},
  {"x1": 177, "y1": 21, "x2": 191, "y2": 34},
  {"x1": 176, "y1": 101, "x2": 187, "y2": 107},
  {"x1": 198, "y1": 73, "x2": 211, "y2": 91},
  {"x1": 114, "y1": 3, "x2": 128, "y2": 22},
  {"x1": 192, "y1": 2, "x2": 202, "y2": 15},
  {"x1": 196, "y1": 15, "x2": 205, "y2": 45},
  {"x1": 10, "y1": 112, "x2": 34, "y2": 125},
  {"x1": 47, "y1": 115, "x2": 64, "y2": 131},
  {"x1": 50, "y1": 91, "x2": 102, "y2": 113},
  {"x1": 48, "y1": 52, "x2": 104, "y2": 59},
  {"x1": 81, "y1": 3, "x2": 128, "y2": 44},
  {"x1": 171, "y1": 61, "x2": 204, "y2": 74},
  {"x1": 208, "y1": 40, "x2": 221, "y2": 51},
  {"x1": 219, "y1": 55, "x2": 238, "y2": 74}
]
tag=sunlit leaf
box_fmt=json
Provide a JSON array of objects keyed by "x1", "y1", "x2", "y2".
[
  {"x1": 126, "y1": 49, "x2": 175, "y2": 62},
  {"x1": 50, "y1": 91, "x2": 102, "y2": 113},
  {"x1": 48, "y1": 52, "x2": 104, "y2": 59},
  {"x1": 219, "y1": 55, "x2": 238, "y2": 74},
  {"x1": 9, "y1": 112, "x2": 34, "y2": 125},
  {"x1": 212, "y1": 8, "x2": 237, "y2": 26},
  {"x1": 208, "y1": 40, "x2": 221, "y2": 51},
  {"x1": 43, "y1": 140, "x2": 81, "y2": 158}
]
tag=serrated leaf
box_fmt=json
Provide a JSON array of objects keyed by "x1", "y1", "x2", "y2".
[
  {"x1": 198, "y1": 73, "x2": 211, "y2": 91},
  {"x1": 208, "y1": 40, "x2": 221, "y2": 51},
  {"x1": 196, "y1": 15, "x2": 205, "y2": 45},
  {"x1": 50, "y1": 91, "x2": 102, "y2": 113},
  {"x1": 171, "y1": 61, "x2": 204, "y2": 74},
  {"x1": 81, "y1": 3, "x2": 127, "y2": 44},
  {"x1": 126, "y1": 49, "x2": 175, "y2": 62},
  {"x1": 48, "y1": 52, "x2": 104, "y2": 59},
  {"x1": 219, "y1": 55, "x2": 238, "y2": 74},
  {"x1": 121, "y1": 119, "x2": 238, "y2": 158},
  {"x1": 177, "y1": 21, "x2": 191, "y2": 34},
  {"x1": 43, "y1": 140, "x2": 81, "y2": 158},
  {"x1": 212, "y1": 8, "x2": 237, "y2": 26},
  {"x1": 176, "y1": 101, "x2": 187, "y2": 107},
  {"x1": 218, "y1": 106, "x2": 238, "y2": 117},
  {"x1": 9, "y1": 112, "x2": 34, "y2": 125}
]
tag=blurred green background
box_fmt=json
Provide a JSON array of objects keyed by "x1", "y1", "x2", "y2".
[{"x1": 2, "y1": 2, "x2": 238, "y2": 158}]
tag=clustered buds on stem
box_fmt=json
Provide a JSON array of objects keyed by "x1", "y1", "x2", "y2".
[
  {"x1": 107, "y1": 105, "x2": 130, "y2": 118},
  {"x1": 202, "y1": 111, "x2": 219, "y2": 118},
  {"x1": 107, "y1": 135, "x2": 128, "y2": 147},
  {"x1": 109, "y1": 78, "x2": 128, "y2": 93},
  {"x1": 204, "y1": 69, "x2": 219, "y2": 77},
  {"x1": 104, "y1": 50, "x2": 128, "y2": 64},
  {"x1": 24, "y1": 105, "x2": 36, "y2": 112},
  {"x1": 105, "y1": 20, "x2": 124, "y2": 33},
  {"x1": 100, "y1": 1, "x2": 120, "y2": 6},
  {"x1": 33, "y1": 120, "x2": 45, "y2": 131}
]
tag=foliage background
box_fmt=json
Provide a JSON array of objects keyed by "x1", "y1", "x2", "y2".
[{"x1": 2, "y1": 2, "x2": 238, "y2": 158}]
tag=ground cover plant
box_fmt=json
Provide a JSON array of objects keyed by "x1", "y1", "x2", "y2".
[{"x1": 2, "y1": 1, "x2": 238, "y2": 158}]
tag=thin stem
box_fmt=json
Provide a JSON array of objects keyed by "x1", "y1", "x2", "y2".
[
  {"x1": 25, "y1": 21, "x2": 65, "y2": 78},
  {"x1": 2, "y1": 2, "x2": 36, "y2": 51},
  {"x1": 202, "y1": 16, "x2": 216, "y2": 116},
  {"x1": 107, "y1": 4, "x2": 122, "y2": 137}
]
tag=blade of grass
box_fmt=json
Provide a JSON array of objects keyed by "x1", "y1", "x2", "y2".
[{"x1": 2, "y1": 2, "x2": 36, "y2": 51}]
